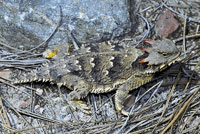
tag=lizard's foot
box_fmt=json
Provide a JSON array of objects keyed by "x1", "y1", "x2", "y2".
[
  {"x1": 67, "y1": 100, "x2": 91, "y2": 114},
  {"x1": 67, "y1": 89, "x2": 91, "y2": 114}
]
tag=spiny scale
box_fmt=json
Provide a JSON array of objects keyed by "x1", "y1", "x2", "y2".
[{"x1": 14, "y1": 68, "x2": 51, "y2": 84}]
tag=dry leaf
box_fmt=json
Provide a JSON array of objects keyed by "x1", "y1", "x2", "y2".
[
  {"x1": 155, "y1": 10, "x2": 179, "y2": 37},
  {"x1": 0, "y1": 69, "x2": 12, "y2": 79}
]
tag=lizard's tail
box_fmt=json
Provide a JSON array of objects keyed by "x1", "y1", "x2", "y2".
[{"x1": 13, "y1": 68, "x2": 51, "y2": 84}]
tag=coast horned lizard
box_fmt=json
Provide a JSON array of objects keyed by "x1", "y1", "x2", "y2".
[{"x1": 13, "y1": 38, "x2": 180, "y2": 115}]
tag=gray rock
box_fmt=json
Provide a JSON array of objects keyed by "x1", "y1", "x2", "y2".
[{"x1": 0, "y1": 0, "x2": 137, "y2": 49}]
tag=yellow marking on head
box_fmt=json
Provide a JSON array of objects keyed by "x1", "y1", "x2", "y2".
[
  {"x1": 72, "y1": 100, "x2": 83, "y2": 103},
  {"x1": 47, "y1": 48, "x2": 58, "y2": 58}
]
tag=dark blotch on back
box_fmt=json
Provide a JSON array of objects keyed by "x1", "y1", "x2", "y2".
[
  {"x1": 89, "y1": 44, "x2": 99, "y2": 53},
  {"x1": 50, "y1": 69, "x2": 62, "y2": 81},
  {"x1": 108, "y1": 56, "x2": 124, "y2": 80},
  {"x1": 90, "y1": 56, "x2": 102, "y2": 82},
  {"x1": 75, "y1": 57, "x2": 91, "y2": 79},
  {"x1": 113, "y1": 44, "x2": 124, "y2": 51}
]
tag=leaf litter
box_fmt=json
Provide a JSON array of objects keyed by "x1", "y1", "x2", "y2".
[{"x1": 0, "y1": 0, "x2": 200, "y2": 133}]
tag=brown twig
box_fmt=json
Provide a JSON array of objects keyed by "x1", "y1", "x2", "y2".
[
  {"x1": 0, "y1": 97, "x2": 11, "y2": 133},
  {"x1": 161, "y1": 61, "x2": 200, "y2": 134},
  {"x1": 152, "y1": 72, "x2": 181, "y2": 132},
  {"x1": 183, "y1": 14, "x2": 187, "y2": 53},
  {"x1": 1, "y1": 97, "x2": 38, "y2": 134}
]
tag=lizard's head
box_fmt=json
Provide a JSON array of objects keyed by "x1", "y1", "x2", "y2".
[{"x1": 139, "y1": 38, "x2": 181, "y2": 73}]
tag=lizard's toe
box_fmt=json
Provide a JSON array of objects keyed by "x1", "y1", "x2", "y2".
[
  {"x1": 115, "y1": 90, "x2": 131, "y2": 116},
  {"x1": 68, "y1": 100, "x2": 91, "y2": 114},
  {"x1": 67, "y1": 89, "x2": 91, "y2": 114},
  {"x1": 115, "y1": 99, "x2": 132, "y2": 116}
]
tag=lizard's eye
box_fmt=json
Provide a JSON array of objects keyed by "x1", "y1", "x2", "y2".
[
  {"x1": 157, "y1": 51, "x2": 168, "y2": 57},
  {"x1": 162, "y1": 53, "x2": 168, "y2": 56}
]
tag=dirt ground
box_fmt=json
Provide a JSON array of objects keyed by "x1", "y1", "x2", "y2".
[{"x1": 0, "y1": 0, "x2": 200, "y2": 134}]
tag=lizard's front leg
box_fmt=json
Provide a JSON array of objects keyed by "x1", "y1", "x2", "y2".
[
  {"x1": 67, "y1": 88, "x2": 91, "y2": 114},
  {"x1": 59, "y1": 74, "x2": 92, "y2": 114},
  {"x1": 67, "y1": 79, "x2": 92, "y2": 114}
]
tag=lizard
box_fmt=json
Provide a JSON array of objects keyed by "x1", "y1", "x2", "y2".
[{"x1": 13, "y1": 38, "x2": 180, "y2": 116}]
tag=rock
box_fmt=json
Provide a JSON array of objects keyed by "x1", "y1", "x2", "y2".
[
  {"x1": 0, "y1": 0, "x2": 137, "y2": 50},
  {"x1": 155, "y1": 10, "x2": 179, "y2": 38}
]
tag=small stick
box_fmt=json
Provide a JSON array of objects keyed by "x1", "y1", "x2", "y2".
[
  {"x1": 162, "y1": 2, "x2": 200, "y2": 24},
  {"x1": 136, "y1": 13, "x2": 151, "y2": 46},
  {"x1": 161, "y1": 61, "x2": 200, "y2": 134},
  {"x1": 161, "y1": 85, "x2": 200, "y2": 134},
  {"x1": 196, "y1": 25, "x2": 199, "y2": 34},
  {"x1": 152, "y1": 72, "x2": 181, "y2": 133},
  {"x1": 183, "y1": 14, "x2": 187, "y2": 53},
  {"x1": 173, "y1": 33, "x2": 200, "y2": 43},
  {"x1": 20, "y1": 6, "x2": 62, "y2": 54},
  {"x1": 0, "y1": 97, "x2": 11, "y2": 133},
  {"x1": 0, "y1": 41, "x2": 28, "y2": 53},
  {"x1": 1, "y1": 97, "x2": 38, "y2": 134}
]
